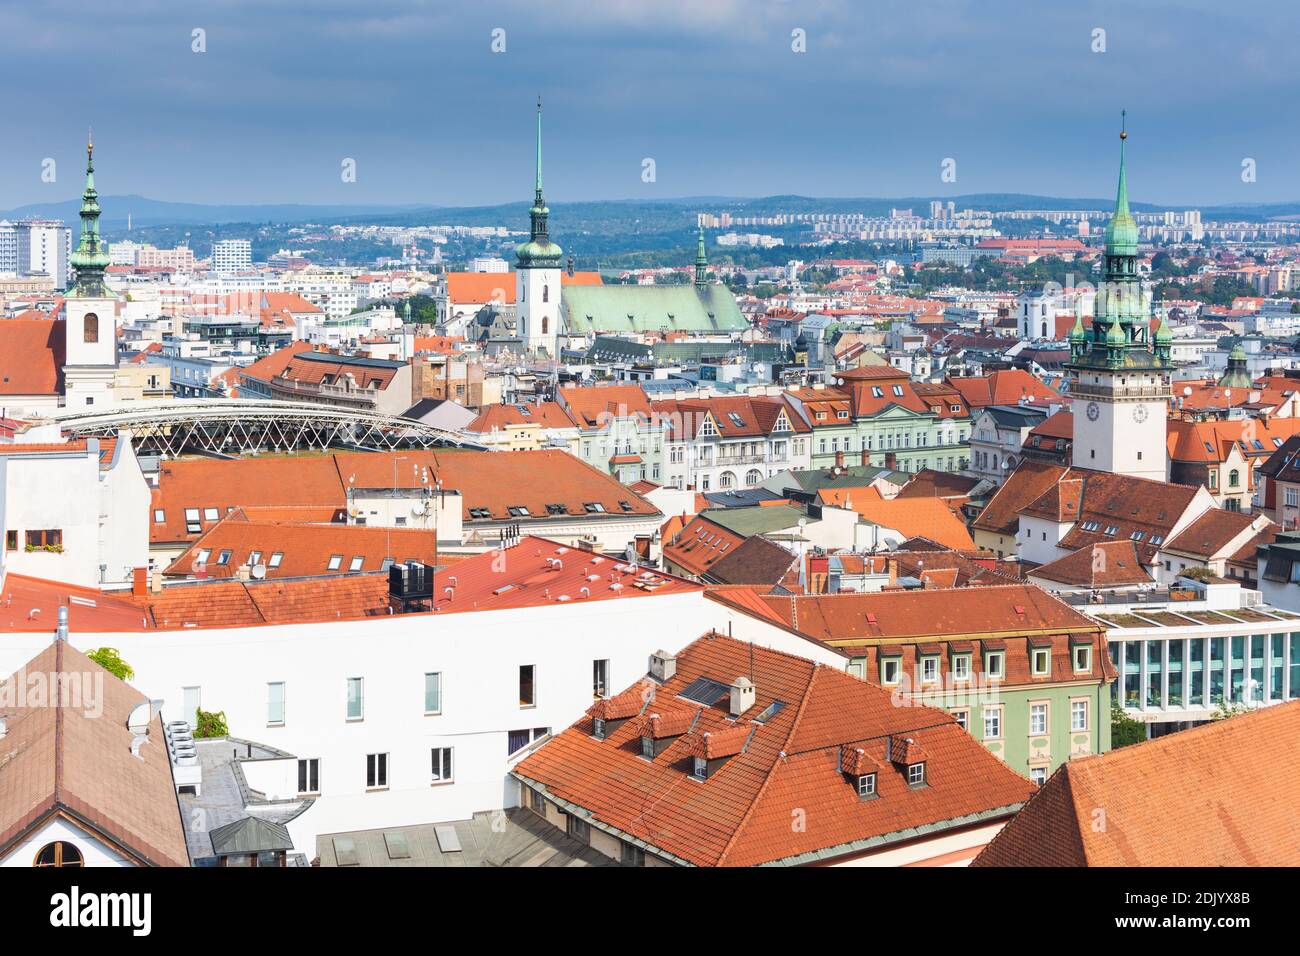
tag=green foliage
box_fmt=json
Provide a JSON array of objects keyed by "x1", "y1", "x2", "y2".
[
  {"x1": 86, "y1": 647, "x2": 134, "y2": 682},
  {"x1": 1211, "y1": 699, "x2": 1252, "y2": 721},
  {"x1": 1178, "y1": 565, "x2": 1217, "y2": 583},
  {"x1": 193, "y1": 707, "x2": 230, "y2": 738},
  {"x1": 1110, "y1": 704, "x2": 1147, "y2": 749}
]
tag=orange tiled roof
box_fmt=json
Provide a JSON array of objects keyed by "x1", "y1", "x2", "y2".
[
  {"x1": 1162, "y1": 509, "x2": 1273, "y2": 560},
  {"x1": 845, "y1": 497, "x2": 976, "y2": 552},
  {"x1": 0, "y1": 643, "x2": 189, "y2": 866},
  {"x1": 1029, "y1": 541, "x2": 1152, "y2": 588},
  {"x1": 238, "y1": 341, "x2": 313, "y2": 386},
  {"x1": 467, "y1": 401, "x2": 576, "y2": 433},
  {"x1": 973, "y1": 700, "x2": 1300, "y2": 866},
  {"x1": 945, "y1": 369, "x2": 1058, "y2": 409},
  {"x1": 663, "y1": 514, "x2": 746, "y2": 577},
  {"x1": 514, "y1": 634, "x2": 1036, "y2": 866},
  {"x1": 0, "y1": 319, "x2": 64, "y2": 396}
]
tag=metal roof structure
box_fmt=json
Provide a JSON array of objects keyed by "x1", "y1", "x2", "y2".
[{"x1": 36, "y1": 399, "x2": 485, "y2": 456}]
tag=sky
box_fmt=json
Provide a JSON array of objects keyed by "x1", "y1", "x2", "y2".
[{"x1": 1, "y1": 0, "x2": 1297, "y2": 209}]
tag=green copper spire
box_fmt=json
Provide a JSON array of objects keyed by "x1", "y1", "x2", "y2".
[
  {"x1": 69, "y1": 131, "x2": 110, "y2": 297},
  {"x1": 1104, "y1": 111, "x2": 1138, "y2": 257},
  {"x1": 516, "y1": 97, "x2": 563, "y2": 269},
  {"x1": 694, "y1": 227, "x2": 708, "y2": 288}
]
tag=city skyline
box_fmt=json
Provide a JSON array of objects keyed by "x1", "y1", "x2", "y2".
[{"x1": 1, "y1": 0, "x2": 1297, "y2": 208}]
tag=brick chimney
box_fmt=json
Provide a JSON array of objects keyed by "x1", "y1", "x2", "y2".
[
  {"x1": 835, "y1": 450, "x2": 845, "y2": 469},
  {"x1": 860, "y1": 449, "x2": 870, "y2": 467},
  {"x1": 132, "y1": 567, "x2": 148, "y2": 598}
]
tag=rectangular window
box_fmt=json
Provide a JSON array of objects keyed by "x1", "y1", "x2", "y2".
[
  {"x1": 920, "y1": 656, "x2": 938, "y2": 684},
  {"x1": 567, "y1": 814, "x2": 591, "y2": 844},
  {"x1": 593, "y1": 659, "x2": 609, "y2": 699},
  {"x1": 857, "y1": 773, "x2": 877, "y2": 798},
  {"x1": 4, "y1": 530, "x2": 16, "y2": 551},
  {"x1": 431, "y1": 747, "x2": 453, "y2": 783},
  {"x1": 983, "y1": 706, "x2": 1002, "y2": 740},
  {"x1": 1030, "y1": 702, "x2": 1048, "y2": 736},
  {"x1": 952, "y1": 709, "x2": 969, "y2": 731},
  {"x1": 1071, "y1": 698, "x2": 1089, "y2": 732},
  {"x1": 346, "y1": 677, "x2": 364, "y2": 720},
  {"x1": 1032, "y1": 648, "x2": 1051, "y2": 676},
  {"x1": 1030, "y1": 766, "x2": 1048, "y2": 786},
  {"x1": 423, "y1": 672, "x2": 442, "y2": 715},
  {"x1": 519, "y1": 665, "x2": 536, "y2": 707},
  {"x1": 985, "y1": 651, "x2": 1004, "y2": 678},
  {"x1": 881, "y1": 658, "x2": 900, "y2": 685},
  {"x1": 268, "y1": 551, "x2": 283, "y2": 568},
  {"x1": 203, "y1": 507, "x2": 219, "y2": 521},
  {"x1": 1073, "y1": 645, "x2": 1092, "y2": 673},
  {"x1": 620, "y1": 841, "x2": 645, "y2": 866},
  {"x1": 907, "y1": 763, "x2": 925, "y2": 786},
  {"x1": 267, "y1": 682, "x2": 285, "y2": 725},
  {"x1": 952, "y1": 655, "x2": 971, "y2": 681},
  {"x1": 153, "y1": 509, "x2": 165, "y2": 523},
  {"x1": 349, "y1": 556, "x2": 364, "y2": 572},
  {"x1": 25, "y1": 529, "x2": 62, "y2": 549},
  {"x1": 327, "y1": 554, "x2": 343, "y2": 571},
  {"x1": 297, "y1": 758, "x2": 319, "y2": 795},
  {"x1": 692, "y1": 756, "x2": 708, "y2": 779},
  {"x1": 366, "y1": 752, "x2": 388, "y2": 789}
]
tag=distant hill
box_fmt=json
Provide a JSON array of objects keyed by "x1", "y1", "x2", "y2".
[{"x1": 4, "y1": 192, "x2": 1299, "y2": 230}]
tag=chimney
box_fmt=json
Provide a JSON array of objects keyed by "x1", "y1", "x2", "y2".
[
  {"x1": 55, "y1": 605, "x2": 68, "y2": 642},
  {"x1": 234, "y1": 563, "x2": 252, "y2": 582},
  {"x1": 885, "y1": 452, "x2": 897, "y2": 470},
  {"x1": 861, "y1": 449, "x2": 869, "y2": 467},
  {"x1": 887, "y1": 557, "x2": 898, "y2": 587},
  {"x1": 150, "y1": 567, "x2": 164, "y2": 593},
  {"x1": 132, "y1": 567, "x2": 148, "y2": 597},
  {"x1": 835, "y1": 450, "x2": 845, "y2": 469},
  {"x1": 649, "y1": 649, "x2": 677, "y2": 683},
  {"x1": 729, "y1": 676, "x2": 756, "y2": 717}
]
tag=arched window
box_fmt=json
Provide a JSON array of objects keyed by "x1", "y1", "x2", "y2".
[
  {"x1": 719, "y1": 471, "x2": 736, "y2": 489},
  {"x1": 542, "y1": 284, "x2": 549, "y2": 303},
  {"x1": 83, "y1": 313, "x2": 99, "y2": 343},
  {"x1": 1041, "y1": 321, "x2": 1047, "y2": 338},
  {"x1": 541, "y1": 316, "x2": 548, "y2": 335},
  {"x1": 35, "y1": 842, "x2": 84, "y2": 867},
  {"x1": 745, "y1": 469, "x2": 762, "y2": 487},
  {"x1": 1229, "y1": 469, "x2": 1240, "y2": 488}
]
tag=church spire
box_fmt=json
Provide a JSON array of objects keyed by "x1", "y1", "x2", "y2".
[
  {"x1": 516, "y1": 98, "x2": 562, "y2": 269},
  {"x1": 694, "y1": 227, "x2": 708, "y2": 288},
  {"x1": 70, "y1": 130, "x2": 110, "y2": 297}
]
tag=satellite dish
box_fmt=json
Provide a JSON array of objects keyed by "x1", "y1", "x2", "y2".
[
  {"x1": 1224, "y1": 389, "x2": 1232, "y2": 399},
  {"x1": 1183, "y1": 386, "x2": 1192, "y2": 397},
  {"x1": 250, "y1": 564, "x2": 267, "y2": 580}
]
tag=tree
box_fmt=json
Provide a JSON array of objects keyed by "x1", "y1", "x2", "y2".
[
  {"x1": 193, "y1": 708, "x2": 229, "y2": 738},
  {"x1": 1110, "y1": 703, "x2": 1146, "y2": 748},
  {"x1": 86, "y1": 647, "x2": 134, "y2": 682}
]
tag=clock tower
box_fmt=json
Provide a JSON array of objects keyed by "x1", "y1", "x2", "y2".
[{"x1": 1067, "y1": 115, "x2": 1171, "y2": 482}]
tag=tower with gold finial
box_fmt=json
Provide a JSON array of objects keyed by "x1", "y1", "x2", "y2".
[
  {"x1": 63, "y1": 132, "x2": 119, "y2": 409},
  {"x1": 516, "y1": 98, "x2": 564, "y2": 356},
  {"x1": 1067, "y1": 114, "x2": 1171, "y2": 482}
]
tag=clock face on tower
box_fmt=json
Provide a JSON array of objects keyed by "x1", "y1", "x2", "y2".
[
  {"x1": 1086, "y1": 401, "x2": 1100, "y2": 422},
  {"x1": 1133, "y1": 405, "x2": 1149, "y2": 423}
]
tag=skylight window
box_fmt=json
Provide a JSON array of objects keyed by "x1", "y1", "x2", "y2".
[
  {"x1": 728, "y1": 412, "x2": 746, "y2": 428},
  {"x1": 195, "y1": 549, "x2": 211, "y2": 564},
  {"x1": 349, "y1": 556, "x2": 364, "y2": 572},
  {"x1": 203, "y1": 507, "x2": 219, "y2": 521},
  {"x1": 328, "y1": 554, "x2": 343, "y2": 571},
  {"x1": 892, "y1": 385, "x2": 904, "y2": 396},
  {"x1": 216, "y1": 549, "x2": 232, "y2": 566},
  {"x1": 871, "y1": 386, "x2": 884, "y2": 398},
  {"x1": 469, "y1": 507, "x2": 492, "y2": 519},
  {"x1": 507, "y1": 505, "x2": 531, "y2": 517},
  {"x1": 584, "y1": 502, "x2": 606, "y2": 513},
  {"x1": 1103, "y1": 525, "x2": 1119, "y2": 536},
  {"x1": 268, "y1": 552, "x2": 283, "y2": 568},
  {"x1": 678, "y1": 677, "x2": 731, "y2": 706},
  {"x1": 249, "y1": 551, "x2": 262, "y2": 566}
]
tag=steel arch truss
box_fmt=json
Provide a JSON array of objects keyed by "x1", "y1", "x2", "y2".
[{"x1": 44, "y1": 400, "x2": 483, "y2": 457}]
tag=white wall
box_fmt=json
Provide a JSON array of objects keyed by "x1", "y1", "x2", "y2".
[{"x1": 0, "y1": 588, "x2": 837, "y2": 857}]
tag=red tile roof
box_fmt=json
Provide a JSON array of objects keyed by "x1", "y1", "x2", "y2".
[
  {"x1": 238, "y1": 341, "x2": 313, "y2": 387},
  {"x1": 1029, "y1": 541, "x2": 1152, "y2": 588},
  {"x1": 446, "y1": 270, "x2": 603, "y2": 307},
  {"x1": 845, "y1": 497, "x2": 976, "y2": 551},
  {"x1": 652, "y1": 394, "x2": 810, "y2": 439},
  {"x1": 945, "y1": 369, "x2": 1058, "y2": 409},
  {"x1": 1162, "y1": 509, "x2": 1273, "y2": 559},
  {"x1": 467, "y1": 401, "x2": 576, "y2": 433},
  {"x1": 164, "y1": 510, "x2": 441, "y2": 579},
  {"x1": 974, "y1": 701, "x2": 1300, "y2": 866},
  {"x1": 0, "y1": 319, "x2": 65, "y2": 396},
  {"x1": 513, "y1": 634, "x2": 1036, "y2": 866},
  {"x1": 662, "y1": 514, "x2": 746, "y2": 577},
  {"x1": 972, "y1": 461, "x2": 1070, "y2": 536},
  {"x1": 0, "y1": 642, "x2": 189, "y2": 866}
]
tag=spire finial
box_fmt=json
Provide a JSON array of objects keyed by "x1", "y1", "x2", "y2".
[{"x1": 534, "y1": 96, "x2": 543, "y2": 198}]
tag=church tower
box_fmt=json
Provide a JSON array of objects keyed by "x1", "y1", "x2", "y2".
[
  {"x1": 63, "y1": 134, "x2": 118, "y2": 408},
  {"x1": 1067, "y1": 115, "x2": 1172, "y2": 482},
  {"x1": 516, "y1": 99, "x2": 563, "y2": 355}
]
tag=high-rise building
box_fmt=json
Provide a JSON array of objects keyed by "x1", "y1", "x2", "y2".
[
  {"x1": 1066, "y1": 118, "x2": 1172, "y2": 483},
  {"x1": 0, "y1": 218, "x2": 71, "y2": 286},
  {"x1": 212, "y1": 238, "x2": 252, "y2": 274}
]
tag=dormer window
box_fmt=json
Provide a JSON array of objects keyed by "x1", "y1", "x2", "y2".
[
  {"x1": 880, "y1": 656, "x2": 901, "y2": 686},
  {"x1": 692, "y1": 756, "x2": 708, "y2": 780},
  {"x1": 1031, "y1": 647, "x2": 1051, "y2": 676},
  {"x1": 1073, "y1": 644, "x2": 1092, "y2": 673},
  {"x1": 951, "y1": 654, "x2": 972, "y2": 681},
  {"x1": 907, "y1": 762, "x2": 926, "y2": 787},
  {"x1": 920, "y1": 655, "x2": 939, "y2": 685},
  {"x1": 640, "y1": 736, "x2": 654, "y2": 759},
  {"x1": 985, "y1": 651, "x2": 1005, "y2": 679},
  {"x1": 857, "y1": 773, "x2": 877, "y2": 798},
  {"x1": 593, "y1": 718, "x2": 606, "y2": 740}
]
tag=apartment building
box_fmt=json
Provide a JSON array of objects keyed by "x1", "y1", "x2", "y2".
[{"x1": 558, "y1": 384, "x2": 666, "y2": 485}]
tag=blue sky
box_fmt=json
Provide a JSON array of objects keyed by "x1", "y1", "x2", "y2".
[{"x1": 1, "y1": 0, "x2": 1295, "y2": 207}]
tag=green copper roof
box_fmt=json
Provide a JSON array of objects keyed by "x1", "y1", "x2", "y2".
[
  {"x1": 1103, "y1": 113, "x2": 1138, "y2": 256},
  {"x1": 694, "y1": 228, "x2": 708, "y2": 288},
  {"x1": 561, "y1": 282, "x2": 747, "y2": 334},
  {"x1": 69, "y1": 133, "x2": 110, "y2": 297},
  {"x1": 1068, "y1": 313, "x2": 1086, "y2": 342}
]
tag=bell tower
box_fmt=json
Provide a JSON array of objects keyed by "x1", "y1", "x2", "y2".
[
  {"x1": 515, "y1": 99, "x2": 563, "y2": 356},
  {"x1": 63, "y1": 132, "x2": 118, "y2": 408},
  {"x1": 1067, "y1": 114, "x2": 1171, "y2": 482}
]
